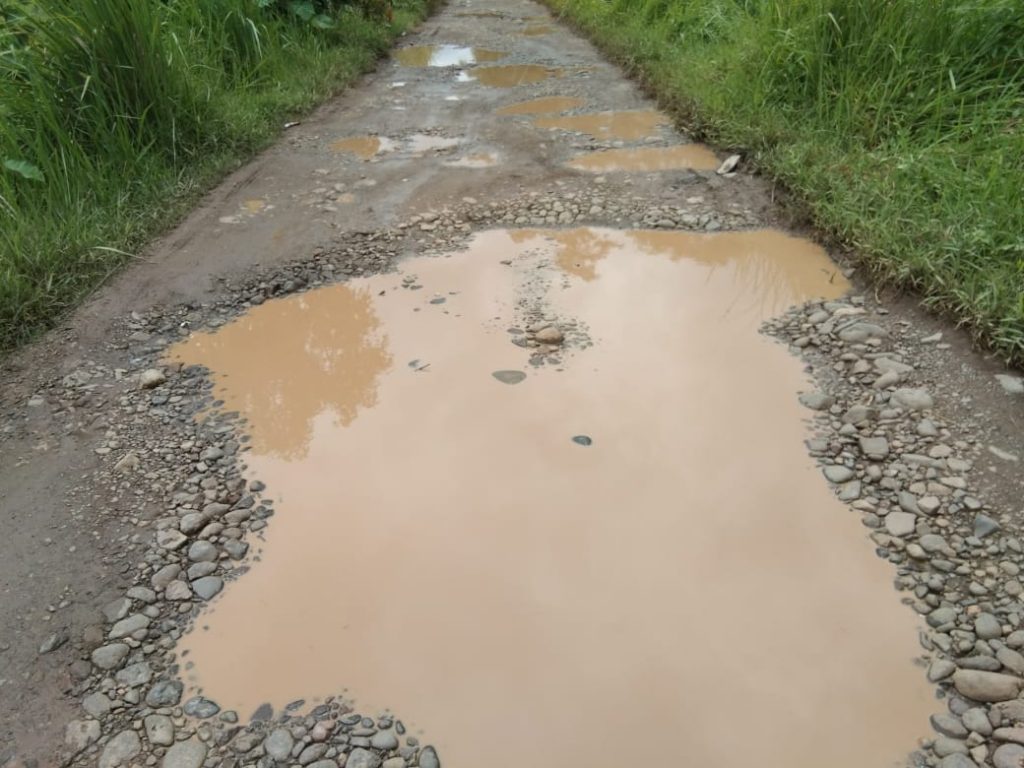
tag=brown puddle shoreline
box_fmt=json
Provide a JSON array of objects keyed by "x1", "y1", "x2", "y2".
[{"x1": 170, "y1": 228, "x2": 934, "y2": 768}]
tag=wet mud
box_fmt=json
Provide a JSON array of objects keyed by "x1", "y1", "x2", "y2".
[
  {"x1": 171, "y1": 228, "x2": 933, "y2": 768},
  {"x1": 496, "y1": 96, "x2": 586, "y2": 115},
  {"x1": 464, "y1": 64, "x2": 562, "y2": 87}
]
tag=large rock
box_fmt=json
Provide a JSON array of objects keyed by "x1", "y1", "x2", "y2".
[
  {"x1": 192, "y1": 576, "x2": 224, "y2": 601},
  {"x1": 99, "y1": 729, "x2": 141, "y2": 768},
  {"x1": 953, "y1": 669, "x2": 1023, "y2": 702},
  {"x1": 162, "y1": 738, "x2": 207, "y2": 768},
  {"x1": 884, "y1": 511, "x2": 917, "y2": 537},
  {"x1": 108, "y1": 613, "x2": 149, "y2": 639},
  {"x1": 892, "y1": 387, "x2": 934, "y2": 411},
  {"x1": 144, "y1": 714, "x2": 175, "y2": 746},
  {"x1": 145, "y1": 679, "x2": 183, "y2": 707}
]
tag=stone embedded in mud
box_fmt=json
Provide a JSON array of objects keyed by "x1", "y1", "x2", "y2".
[
  {"x1": 144, "y1": 714, "x2": 175, "y2": 746},
  {"x1": 99, "y1": 729, "x2": 141, "y2": 768},
  {"x1": 892, "y1": 387, "x2": 934, "y2": 411},
  {"x1": 183, "y1": 696, "x2": 221, "y2": 718},
  {"x1": 162, "y1": 738, "x2": 208, "y2": 768},
  {"x1": 192, "y1": 575, "x2": 224, "y2": 601},
  {"x1": 347, "y1": 748, "x2": 383, "y2": 768},
  {"x1": 492, "y1": 369, "x2": 526, "y2": 385},
  {"x1": 64, "y1": 719, "x2": 101, "y2": 754},
  {"x1": 145, "y1": 679, "x2": 183, "y2": 707},
  {"x1": 139, "y1": 368, "x2": 167, "y2": 389},
  {"x1": 91, "y1": 642, "x2": 129, "y2": 670},
  {"x1": 953, "y1": 669, "x2": 1023, "y2": 702},
  {"x1": 534, "y1": 326, "x2": 563, "y2": 344}
]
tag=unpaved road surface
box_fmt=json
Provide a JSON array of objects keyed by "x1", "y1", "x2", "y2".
[{"x1": 3, "y1": 1, "x2": 1024, "y2": 768}]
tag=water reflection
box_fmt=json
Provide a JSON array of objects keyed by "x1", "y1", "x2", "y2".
[{"x1": 170, "y1": 285, "x2": 391, "y2": 459}]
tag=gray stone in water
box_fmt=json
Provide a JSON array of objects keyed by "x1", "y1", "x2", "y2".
[
  {"x1": 162, "y1": 738, "x2": 207, "y2": 768},
  {"x1": 823, "y1": 465, "x2": 854, "y2": 483},
  {"x1": 418, "y1": 746, "x2": 440, "y2": 768},
  {"x1": 931, "y1": 713, "x2": 968, "y2": 738},
  {"x1": 347, "y1": 748, "x2": 383, "y2": 768},
  {"x1": 928, "y1": 659, "x2": 957, "y2": 682},
  {"x1": 183, "y1": 696, "x2": 220, "y2": 718},
  {"x1": 798, "y1": 392, "x2": 833, "y2": 411},
  {"x1": 192, "y1": 576, "x2": 224, "y2": 601},
  {"x1": 263, "y1": 728, "x2": 294, "y2": 762},
  {"x1": 251, "y1": 702, "x2": 274, "y2": 722},
  {"x1": 572, "y1": 435, "x2": 592, "y2": 446},
  {"x1": 492, "y1": 370, "x2": 526, "y2": 385},
  {"x1": 975, "y1": 514, "x2": 1000, "y2": 539},
  {"x1": 145, "y1": 679, "x2": 183, "y2": 707},
  {"x1": 99, "y1": 729, "x2": 141, "y2": 768}
]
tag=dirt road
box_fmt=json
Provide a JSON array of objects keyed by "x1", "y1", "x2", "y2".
[{"x1": 3, "y1": 1, "x2": 1024, "y2": 767}]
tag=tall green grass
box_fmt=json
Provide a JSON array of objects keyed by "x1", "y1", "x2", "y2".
[
  {"x1": 0, "y1": 0, "x2": 431, "y2": 351},
  {"x1": 547, "y1": 0, "x2": 1024, "y2": 363}
]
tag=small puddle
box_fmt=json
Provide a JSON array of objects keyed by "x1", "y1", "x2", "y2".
[
  {"x1": 462, "y1": 64, "x2": 562, "y2": 88},
  {"x1": 568, "y1": 144, "x2": 721, "y2": 172},
  {"x1": 329, "y1": 136, "x2": 396, "y2": 160},
  {"x1": 521, "y1": 24, "x2": 553, "y2": 36},
  {"x1": 496, "y1": 96, "x2": 586, "y2": 115},
  {"x1": 395, "y1": 45, "x2": 506, "y2": 67},
  {"x1": 533, "y1": 109, "x2": 670, "y2": 141},
  {"x1": 171, "y1": 227, "x2": 933, "y2": 768}
]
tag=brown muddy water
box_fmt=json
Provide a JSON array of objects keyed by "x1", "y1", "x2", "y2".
[
  {"x1": 521, "y1": 24, "x2": 553, "y2": 36},
  {"x1": 395, "y1": 45, "x2": 506, "y2": 67},
  {"x1": 329, "y1": 136, "x2": 396, "y2": 160},
  {"x1": 171, "y1": 228, "x2": 934, "y2": 768},
  {"x1": 464, "y1": 64, "x2": 562, "y2": 87},
  {"x1": 568, "y1": 143, "x2": 721, "y2": 172},
  {"x1": 533, "y1": 109, "x2": 669, "y2": 140},
  {"x1": 496, "y1": 95, "x2": 586, "y2": 115}
]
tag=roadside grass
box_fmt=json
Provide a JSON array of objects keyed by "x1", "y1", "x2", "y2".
[
  {"x1": 545, "y1": 0, "x2": 1024, "y2": 364},
  {"x1": 0, "y1": 0, "x2": 434, "y2": 352}
]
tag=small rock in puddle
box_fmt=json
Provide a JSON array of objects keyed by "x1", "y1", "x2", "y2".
[
  {"x1": 572, "y1": 435, "x2": 593, "y2": 446},
  {"x1": 250, "y1": 702, "x2": 273, "y2": 722},
  {"x1": 492, "y1": 370, "x2": 526, "y2": 385},
  {"x1": 429, "y1": 297, "x2": 446, "y2": 305}
]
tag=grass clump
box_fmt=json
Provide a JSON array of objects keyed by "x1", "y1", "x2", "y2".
[
  {"x1": 0, "y1": 0, "x2": 432, "y2": 351},
  {"x1": 546, "y1": 0, "x2": 1024, "y2": 363}
]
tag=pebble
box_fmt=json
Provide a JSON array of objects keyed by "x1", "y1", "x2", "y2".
[
  {"x1": 145, "y1": 679, "x2": 183, "y2": 707},
  {"x1": 162, "y1": 738, "x2": 207, "y2": 768},
  {"x1": 892, "y1": 387, "x2": 934, "y2": 411},
  {"x1": 976, "y1": 613, "x2": 1003, "y2": 640},
  {"x1": 139, "y1": 368, "x2": 167, "y2": 389},
  {"x1": 884, "y1": 511, "x2": 917, "y2": 537},
  {"x1": 65, "y1": 719, "x2": 101, "y2": 754},
  {"x1": 99, "y1": 729, "x2": 141, "y2": 768},
  {"x1": 995, "y1": 374, "x2": 1024, "y2": 395},
  {"x1": 419, "y1": 746, "x2": 441, "y2": 768},
  {"x1": 82, "y1": 692, "x2": 112, "y2": 717},
  {"x1": 994, "y1": 743, "x2": 1024, "y2": 768},
  {"x1": 347, "y1": 748, "x2": 383, "y2": 768},
  {"x1": 953, "y1": 670, "x2": 1023, "y2": 702},
  {"x1": 939, "y1": 756, "x2": 978, "y2": 768},
  {"x1": 115, "y1": 661, "x2": 152, "y2": 687},
  {"x1": 975, "y1": 514, "x2": 1001, "y2": 538},
  {"x1": 145, "y1": 714, "x2": 175, "y2": 746},
  {"x1": 183, "y1": 696, "x2": 220, "y2": 718},
  {"x1": 371, "y1": 731, "x2": 399, "y2": 750},
  {"x1": 823, "y1": 465, "x2": 854, "y2": 483},
  {"x1": 491, "y1": 369, "x2": 526, "y2": 385},
  {"x1": 264, "y1": 728, "x2": 294, "y2": 761},
  {"x1": 91, "y1": 642, "x2": 129, "y2": 670},
  {"x1": 108, "y1": 613, "x2": 149, "y2": 638},
  {"x1": 192, "y1": 575, "x2": 224, "y2": 600}
]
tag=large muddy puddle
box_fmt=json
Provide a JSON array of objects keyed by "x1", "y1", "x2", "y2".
[
  {"x1": 533, "y1": 109, "x2": 669, "y2": 140},
  {"x1": 171, "y1": 228, "x2": 933, "y2": 768},
  {"x1": 569, "y1": 144, "x2": 721, "y2": 172}
]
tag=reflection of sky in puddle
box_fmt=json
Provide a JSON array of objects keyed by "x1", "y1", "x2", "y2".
[{"x1": 396, "y1": 45, "x2": 505, "y2": 67}]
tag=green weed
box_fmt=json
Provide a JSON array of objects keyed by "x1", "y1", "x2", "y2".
[{"x1": 547, "y1": 0, "x2": 1024, "y2": 363}]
